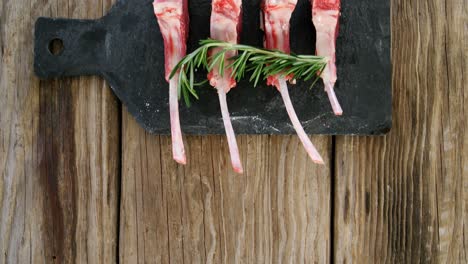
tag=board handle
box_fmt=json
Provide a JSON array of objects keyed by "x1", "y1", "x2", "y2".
[{"x1": 34, "y1": 17, "x2": 107, "y2": 79}]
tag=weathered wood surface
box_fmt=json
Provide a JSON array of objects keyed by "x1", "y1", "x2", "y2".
[
  {"x1": 334, "y1": 0, "x2": 467, "y2": 263},
  {"x1": 1, "y1": 0, "x2": 466, "y2": 263},
  {"x1": 120, "y1": 112, "x2": 332, "y2": 263},
  {"x1": 0, "y1": 0, "x2": 119, "y2": 263}
]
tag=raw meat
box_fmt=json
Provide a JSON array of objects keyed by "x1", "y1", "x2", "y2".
[
  {"x1": 153, "y1": 0, "x2": 189, "y2": 164},
  {"x1": 312, "y1": 0, "x2": 343, "y2": 115},
  {"x1": 261, "y1": 0, "x2": 297, "y2": 87},
  {"x1": 261, "y1": 0, "x2": 324, "y2": 164},
  {"x1": 208, "y1": 0, "x2": 244, "y2": 173}
]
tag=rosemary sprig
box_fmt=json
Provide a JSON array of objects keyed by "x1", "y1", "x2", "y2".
[{"x1": 169, "y1": 39, "x2": 327, "y2": 106}]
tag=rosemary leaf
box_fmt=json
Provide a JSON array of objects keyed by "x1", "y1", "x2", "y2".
[{"x1": 171, "y1": 39, "x2": 327, "y2": 106}]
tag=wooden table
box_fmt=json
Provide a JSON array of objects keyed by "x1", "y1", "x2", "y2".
[{"x1": 1, "y1": 0, "x2": 466, "y2": 263}]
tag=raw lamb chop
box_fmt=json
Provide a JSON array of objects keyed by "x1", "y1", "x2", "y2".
[
  {"x1": 312, "y1": 0, "x2": 343, "y2": 115},
  {"x1": 261, "y1": 0, "x2": 324, "y2": 164},
  {"x1": 208, "y1": 0, "x2": 244, "y2": 173},
  {"x1": 153, "y1": 0, "x2": 189, "y2": 164}
]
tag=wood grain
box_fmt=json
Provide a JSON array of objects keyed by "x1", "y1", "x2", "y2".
[
  {"x1": 333, "y1": 0, "x2": 467, "y2": 263},
  {"x1": 2, "y1": 0, "x2": 466, "y2": 263},
  {"x1": 120, "y1": 110, "x2": 332, "y2": 263},
  {"x1": 0, "y1": 0, "x2": 120, "y2": 263}
]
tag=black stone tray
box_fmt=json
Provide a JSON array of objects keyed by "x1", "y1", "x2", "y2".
[{"x1": 34, "y1": 0, "x2": 391, "y2": 135}]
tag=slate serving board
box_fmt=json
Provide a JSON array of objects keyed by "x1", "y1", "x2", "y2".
[{"x1": 34, "y1": 0, "x2": 391, "y2": 135}]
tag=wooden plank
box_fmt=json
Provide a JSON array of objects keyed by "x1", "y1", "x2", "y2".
[
  {"x1": 119, "y1": 112, "x2": 170, "y2": 263},
  {"x1": 333, "y1": 0, "x2": 467, "y2": 263},
  {"x1": 120, "y1": 112, "x2": 332, "y2": 262},
  {"x1": 120, "y1": 119, "x2": 209, "y2": 264},
  {"x1": 0, "y1": 0, "x2": 120, "y2": 263},
  {"x1": 209, "y1": 134, "x2": 332, "y2": 263}
]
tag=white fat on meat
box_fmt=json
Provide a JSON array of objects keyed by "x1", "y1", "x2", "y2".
[
  {"x1": 209, "y1": 0, "x2": 244, "y2": 173},
  {"x1": 262, "y1": 0, "x2": 325, "y2": 164},
  {"x1": 153, "y1": 0, "x2": 189, "y2": 164},
  {"x1": 312, "y1": 0, "x2": 343, "y2": 115}
]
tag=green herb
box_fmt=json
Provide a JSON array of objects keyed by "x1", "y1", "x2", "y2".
[{"x1": 169, "y1": 39, "x2": 327, "y2": 106}]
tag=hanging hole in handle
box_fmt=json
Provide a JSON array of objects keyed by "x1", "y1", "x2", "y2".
[{"x1": 48, "y1": 38, "x2": 64, "y2": 56}]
